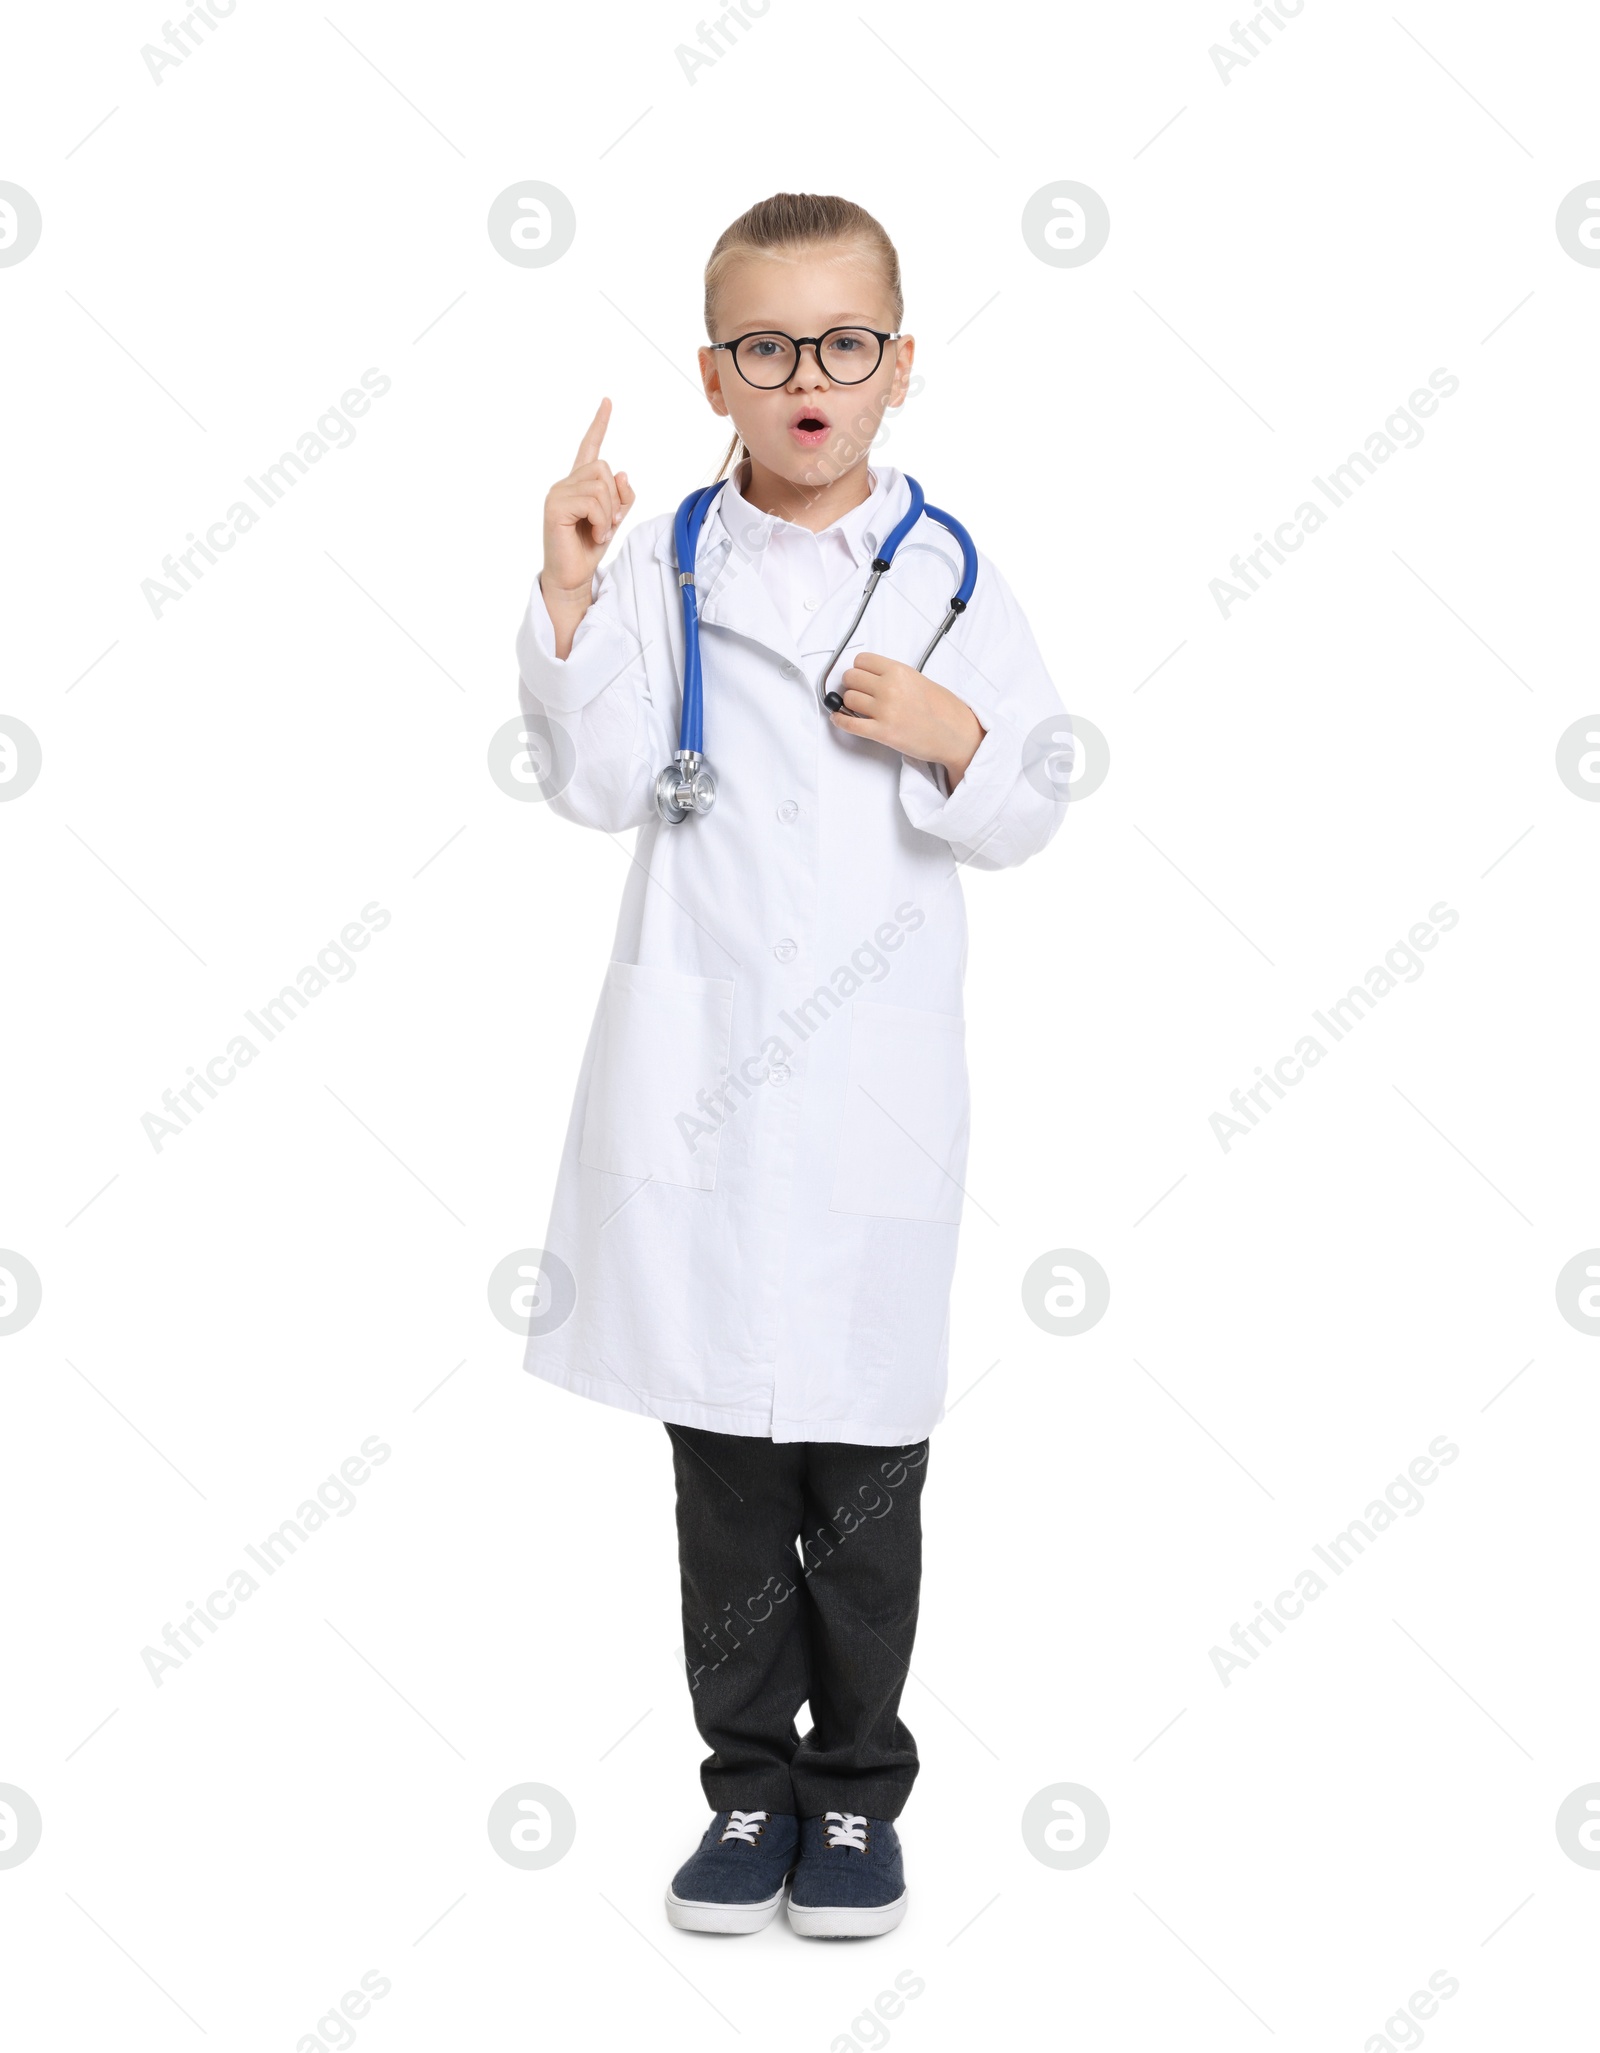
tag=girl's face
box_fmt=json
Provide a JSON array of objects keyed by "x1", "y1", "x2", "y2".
[{"x1": 698, "y1": 248, "x2": 914, "y2": 492}]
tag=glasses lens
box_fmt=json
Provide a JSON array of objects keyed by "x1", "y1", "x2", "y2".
[
  {"x1": 733, "y1": 333, "x2": 798, "y2": 387},
  {"x1": 817, "y1": 329, "x2": 884, "y2": 383}
]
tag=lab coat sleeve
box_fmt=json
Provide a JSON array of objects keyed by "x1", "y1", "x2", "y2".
[
  {"x1": 896, "y1": 554, "x2": 1071, "y2": 871},
  {"x1": 514, "y1": 525, "x2": 675, "y2": 833}
]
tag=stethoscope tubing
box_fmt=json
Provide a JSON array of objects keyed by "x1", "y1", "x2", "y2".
[
  {"x1": 817, "y1": 491, "x2": 978, "y2": 704},
  {"x1": 661, "y1": 473, "x2": 977, "y2": 814},
  {"x1": 672, "y1": 481, "x2": 724, "y2": 758}
]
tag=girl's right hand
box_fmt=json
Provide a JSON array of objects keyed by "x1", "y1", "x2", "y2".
[{"x1": 540, "y1": 398, "x2": 635, "y2": 609}]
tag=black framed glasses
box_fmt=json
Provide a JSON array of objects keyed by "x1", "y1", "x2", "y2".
[{"x1": 711, "y1": 327, "x2": 900, "y2": 389}]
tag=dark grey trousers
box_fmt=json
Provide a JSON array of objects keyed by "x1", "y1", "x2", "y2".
[{"x1": 665, "y1": 1424, "x2": 930, "y2": 1821}]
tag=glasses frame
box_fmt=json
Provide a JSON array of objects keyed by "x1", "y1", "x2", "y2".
[{"x1": 710, "y1": 326, "x2": 902, "y2": 389}]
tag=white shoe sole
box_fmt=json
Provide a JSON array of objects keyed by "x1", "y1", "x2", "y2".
[
  {"x1": 665, "y1": 1882, "x2": 789, "y2": 1934},
  {"x1": 787, "y1": 1891, "x2": 908, "y2": 1939}
]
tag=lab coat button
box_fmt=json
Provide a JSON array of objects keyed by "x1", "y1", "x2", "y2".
[
  {"x1": 768, "y1": 1063, "x2": 791, "y2": 1085},
  {"x1": 803, "y1": 597, "x2": 820, "y2": 611},
  {"x1": 777, "y1": 799, "x2": 799, "y2": 823},
  {"x1": 781, "y1": 662, "x2": 798, "y2": 679},
  {"x1": 773, "y1": 938, "x2": 797, "y2": 963}
]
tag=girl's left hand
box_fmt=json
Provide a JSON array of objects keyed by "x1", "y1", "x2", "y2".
[{"x1": 831, "y1": 653, "x2": 986, "y2": 788}]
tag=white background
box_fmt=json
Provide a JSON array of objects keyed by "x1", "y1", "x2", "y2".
[{"x1": 3, "y1": 0, "x2": 1598, "y2": 2045}]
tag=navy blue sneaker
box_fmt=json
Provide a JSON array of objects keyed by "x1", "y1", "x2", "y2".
[
  {"x1": 665, "y1": 1810, "x2": 799, "y2": 1933},
  {"x1": 787, "y1": 1811, "x2": 907, "y2": 1937}
]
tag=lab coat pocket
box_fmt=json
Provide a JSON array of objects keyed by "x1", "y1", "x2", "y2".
[
  {"x1": 830, "y1": 1000, "x2": 969, "y2": 1224},
  {"x1": 579, "y1": 961, "x2": 735, "y2": 1191}
]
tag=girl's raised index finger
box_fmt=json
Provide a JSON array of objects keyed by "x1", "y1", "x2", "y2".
[{"x1": 573, "y1": 397, "x2": 612, "y2": 469}]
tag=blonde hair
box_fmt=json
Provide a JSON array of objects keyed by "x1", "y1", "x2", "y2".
[{"x1": 703, "y1": 192, "x2": 903, "y2": 483}]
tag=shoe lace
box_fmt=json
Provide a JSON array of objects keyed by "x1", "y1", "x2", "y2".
[
  {"x1": 719, "y1": 1809, "x2": 769, "y2": 1845},
  {"x1": 823, "y1": 1810, "x2": 869, "y2": 1852}
]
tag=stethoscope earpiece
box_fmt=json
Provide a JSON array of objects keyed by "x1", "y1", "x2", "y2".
[{"x1": 658, "y1": 475, "x2": 978, "y2": 824}]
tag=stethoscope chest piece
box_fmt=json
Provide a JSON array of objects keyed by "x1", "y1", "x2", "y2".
[{"x1": 654, "y1": 748, "x2": 717, "y2": 823}]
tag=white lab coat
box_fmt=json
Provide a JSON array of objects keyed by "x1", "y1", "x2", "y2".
[{"x1": 516, "y1": 463, "x2": 1069, "y2": 1445}]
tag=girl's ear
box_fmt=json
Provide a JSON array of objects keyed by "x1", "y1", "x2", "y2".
[
  {"x1": 697, "y1": 346, "x2": 730, "y2": 417},
  {"x1": 887, "y1": 333, "x2": 915, "y2": 408}
]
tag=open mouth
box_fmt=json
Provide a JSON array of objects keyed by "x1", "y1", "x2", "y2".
[{"x1": 788, "y1": 408, "x2": 832, "y2": 445}]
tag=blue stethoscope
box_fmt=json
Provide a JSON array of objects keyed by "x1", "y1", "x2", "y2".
[{"x1": 654, "y1": 474, "x2": 979, "y2": 824}]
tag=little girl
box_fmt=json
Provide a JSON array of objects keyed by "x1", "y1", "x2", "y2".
[{"x1": 516, "y1": 192, "x2": 1068, "y2": 1938}]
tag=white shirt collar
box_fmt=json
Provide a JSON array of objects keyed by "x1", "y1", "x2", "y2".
[{"x1": 717, "y1": 462, "x2": 895, "y2": 569}]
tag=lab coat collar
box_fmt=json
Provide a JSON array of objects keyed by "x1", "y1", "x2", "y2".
[{"x1": 650, "y1": 465, "x2": 911, "y2": 663}]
